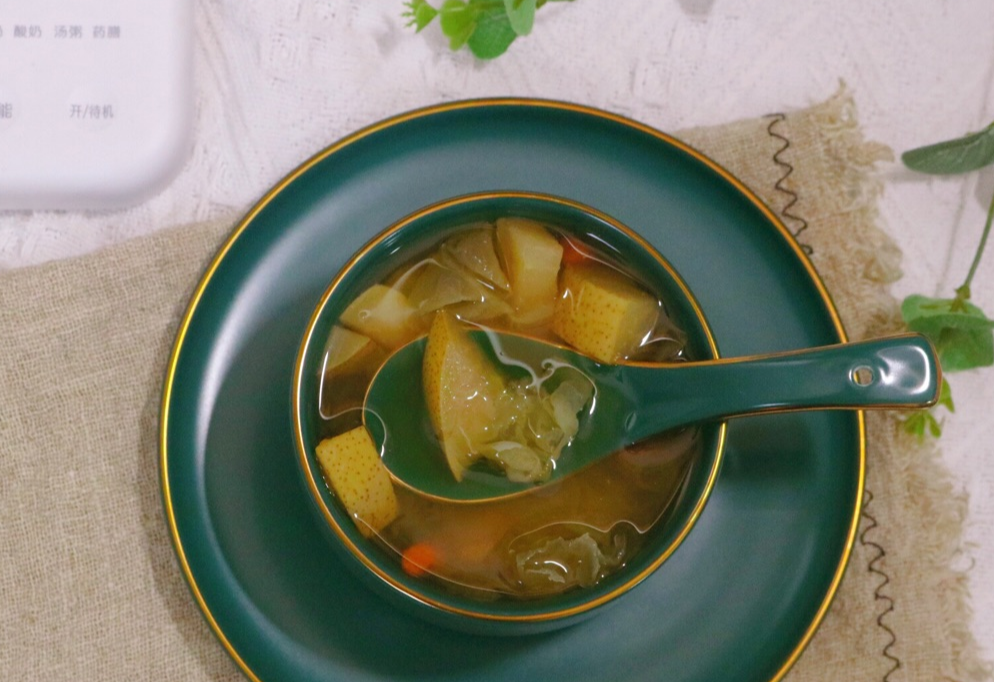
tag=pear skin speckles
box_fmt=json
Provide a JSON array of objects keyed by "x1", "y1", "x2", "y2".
[
  {"x1": 316, "y1": 426, "x2": 398, "y2": 537},
  {"x1": 422, "y1": 311, "x2": 502, "y2": 481},
  {"x1": 553, "y1": 262, "x2": 658, "y2": 363}
]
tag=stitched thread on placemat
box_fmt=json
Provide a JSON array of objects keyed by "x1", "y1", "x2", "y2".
[
  {"x1": 860, "y1": 487, "x2": 902, "y2": 682},
  {"x1": 765, "y1": 113, "x2": 813, "y2": 256}
]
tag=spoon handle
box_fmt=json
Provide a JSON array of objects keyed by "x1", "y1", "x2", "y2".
[{"x1": 623, "y1": 333, "x2": 940, "y2": 442}]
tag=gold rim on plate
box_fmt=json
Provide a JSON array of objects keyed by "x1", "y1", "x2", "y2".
[{"x1": 160, "y1": 97, "x2": 865, "y2": 682}]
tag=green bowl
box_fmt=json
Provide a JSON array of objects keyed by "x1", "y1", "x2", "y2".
[{"x1": 292, "y1": 191, "x2": 725, "y2": 635}]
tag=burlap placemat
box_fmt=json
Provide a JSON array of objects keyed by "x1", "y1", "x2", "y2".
[{"x1": 1, "y1": 91, "x2": 988, "y2": 681}]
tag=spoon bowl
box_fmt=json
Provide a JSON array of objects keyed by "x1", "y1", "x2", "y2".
[{"x1": 365, "y1": 329, "x2": 939, "y2": 502}]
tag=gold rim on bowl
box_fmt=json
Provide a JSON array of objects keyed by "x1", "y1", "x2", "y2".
[{"x1": 292, "y1": 190, "x2": 725, "y2": 625}]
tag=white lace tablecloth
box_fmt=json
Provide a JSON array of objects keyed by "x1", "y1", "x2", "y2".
[{"x1": 2, "y1": 0, "x2": 992, "y2": 660}]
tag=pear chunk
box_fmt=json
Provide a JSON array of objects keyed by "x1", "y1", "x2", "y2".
[
  {"x1": 339, "y1": 284, "x2": 419, "y2": 349},
  {"x1": 495, "y1": 218, "x2": 563, "y2": 326},
  {"x1": 322, "y1": 326, "x2": 381, "y2": 376},
  {"x1": 422, "y1": 312, "x2": 503, "y2": 481},
  {"x1": 316, "y1": 426, "x2": 399, "y2": 537},
  {"x1": 553, "y1": 262, "x2": 659, "y2": 363}
]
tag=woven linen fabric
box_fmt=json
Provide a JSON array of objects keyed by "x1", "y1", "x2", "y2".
[{"x1": 0, "y1": 92, "x2": 987, "y2": 681}]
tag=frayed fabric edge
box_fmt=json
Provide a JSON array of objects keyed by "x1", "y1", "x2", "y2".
[{"x1": 808, "y1": 84, "x2": 992, "y2": 682}]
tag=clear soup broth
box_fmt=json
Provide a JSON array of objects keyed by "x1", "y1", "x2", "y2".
[{"x1": 315, "y1": 217, "x2": 701, "y2": 601}]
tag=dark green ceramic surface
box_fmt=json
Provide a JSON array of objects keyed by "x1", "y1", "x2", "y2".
[
  {"x1": 366, "y1": 332, "x2": 934, "y2": 502},
  {"x1": 301, "y1": 192, "x2": 719, "y2": 511},
  {"x1": 162, "y1": 100, "x2": 862, "y2": 682},
  {"x1": 295, "y1": 192, "x2": 723, "y2": 630}
]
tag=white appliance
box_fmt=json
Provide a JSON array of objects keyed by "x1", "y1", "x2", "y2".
[{"x1": 0, "y1": 0, "x2": 193, "y2": 210}]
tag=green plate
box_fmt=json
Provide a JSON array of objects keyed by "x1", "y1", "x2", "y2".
[{"x1": 162, "y1": 100, "x2": 862, "y2": 682}]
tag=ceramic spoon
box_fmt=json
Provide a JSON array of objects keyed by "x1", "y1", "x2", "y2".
[{"x1": 363, "y1": 331, "x2": 939, "y2": 502}]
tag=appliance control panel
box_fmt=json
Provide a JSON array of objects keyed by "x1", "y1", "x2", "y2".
[{"x1": 0, "y1": 0, "x2": 193, "y2": 210}]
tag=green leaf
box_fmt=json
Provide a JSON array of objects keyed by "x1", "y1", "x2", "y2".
[
  {"x1": 902, "y1": 409, "x2": 944, "y2": 442},
  {"x1": 467, "y1": 7, "x2": 518, "y2": 59},
  {"x1": 936, "y1": 377, "x2": 955, "y2": 412},
  {"x1": 439, "y1": 0, "x2": 480, "y2": 50},
  {"x1": 902, "y1": 294, "x2": 994, "y2": 372},
  {"x1": 405, "y1": 0, "x2": 574, "y2": 59},
  {"x1": 403, "y1": 0, "x2": 440, "y2": 31},
  {"x1": 902, "y1": 410, "x2": 929, "y2": 440},
  {"x1": 503, "y1": 0, "x2": 536, "y2": 35},
  {"x1": 902, "y1": 122, "x2": 994, "y2": 175}
]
